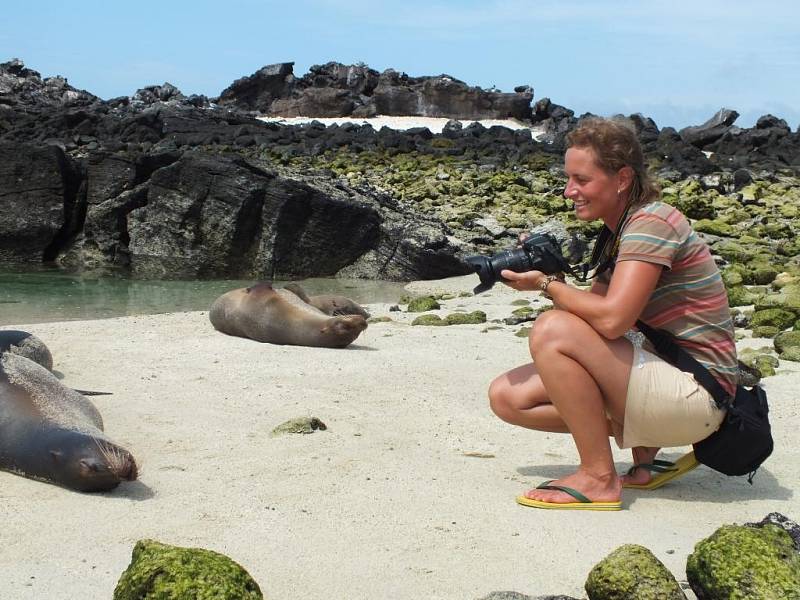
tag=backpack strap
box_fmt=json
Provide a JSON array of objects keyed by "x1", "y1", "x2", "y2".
[{"x1": 635, "y1": 320, "x2": 732, "y2": 409}]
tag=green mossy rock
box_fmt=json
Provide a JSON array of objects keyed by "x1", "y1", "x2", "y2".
[
  {"x1": 739, "y1": 352, "x2": 778, "y2": 378},
  {"x1": 686, "y1": 524, "x2": 800, "y2": 600},
  {"x1": 113, "y1": 539, "x2": 262, "y2": 600},
  {"x1": 755, "y1": 293, "x2": 800, "y2": 316},
  {"x1": 780, "y1": 346, "x2": 800, "y2": 361},
  {"x1": 714, "y1": 241, "x2": 752, "y2": 263},
  {"x1": 726, "y1": 285, "x2": 758, "y2": 308},
  {"x1": 745, "y1": 266, "x2": 779, "y2": 286},
  {"x1": 270, "y1": 417, "x2": 327, "y2": 437},
  {"x1": 367, "y1": 316, "x2": 393, "y2": 323},
  {"x1": 411, "y1": 314, "x2": 447, "y2": 326},
  {"x1": 406, "y1": 296, "x2": 441, "y2": 312},
  {"x1": 584, "y1": 544, "x2": 686, "y2": 600},
  {"x1": 510, "y1": 299, "x2": 531, "y2": 306},
  {"x1": 752, "y1": 326, "x2": 780, "y2": 339},
  {"x1": 722, "y1": 267, "x2": 745, "y2": 287},
  {"x1": 694, "y1": 219, "x2": 733, "y2": 236},
  {"x1": 514, "y1": 326, "x2": 531, "y2": 338},
  {"x1": 444, "y1": 311, "x2": 487, "y2": 325},
  {"x1": 511, "y1": 306, "x2": 535, "y2": 317},
  {"x1": 775, "y1": 330, "x2": 800, "y2": 354},
  {"x1": 750, "y1": 308, "x2": 797, "y2": 330}
]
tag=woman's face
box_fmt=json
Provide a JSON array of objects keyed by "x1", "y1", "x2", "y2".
[{"x1": 563, "y1": 146, "x2": 625, "y2": 226}]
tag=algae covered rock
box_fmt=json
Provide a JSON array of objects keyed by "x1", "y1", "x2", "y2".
[
  {"x1": 738, "y1": 351, "x2": 779, "y2": 379},
  {"x1": 780, "y1": 346, "x2": 800, "y2": 362},
  {"x1": 270, "y1": 416, "x2": 327, "y2": 436},
  {"x1": 584, "y1": 544, "x2": 686, "y2": 600},
  {"x1": 751, "y1": 325, "x2": 780, "y2": 339},
  {"x1": 406, "y1": 295, "x2": 441, "y2": 312},
  {"x1": 444, "y1": 310, "x2": 487, "y2": 325},
  {"x1": 411, "y1": 314, "x2": 447, "y2": 326},
  {"x1": 726, "y1": 285, "x2": 758, "y2": 308},
  {"x1": 775, "y1": 330, "x2": 800, "y2": 354},
  {"x1": 750, "y1": 308, "x2": 796, "y2": 330},
  {"x1": 686, "y1": 524, "x2": 800, "y2": 600},
  {"x1": 114, "y1": 539, "x2": 263, "y2": 600}
]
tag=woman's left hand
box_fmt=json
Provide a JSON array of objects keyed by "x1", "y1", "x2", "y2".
[{"x1": 500, "y1": 269, "x2": 546, "y2": 292}]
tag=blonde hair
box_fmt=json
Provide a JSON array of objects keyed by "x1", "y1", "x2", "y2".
[{"x1": 566, "y1": 117, "x2": 660, "y2": 210}]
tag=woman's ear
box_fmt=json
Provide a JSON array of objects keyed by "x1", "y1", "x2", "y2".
[{"x1": 617, "y1": 166, "x2": 634, "y2": 193}]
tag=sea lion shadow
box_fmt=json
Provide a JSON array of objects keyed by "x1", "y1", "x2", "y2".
[
  {"x1": 52, "y1": 369, "x2": 66, "y2": 380},
  {"x1": 516, "y1": 461, "x2": 792, "y2": 503},
  {"x1": 344, "y1": 344, "x2": 379, "y2": 351},
  {"x1": 102, "y1": 479, "x2": 155, "y2": 501}
]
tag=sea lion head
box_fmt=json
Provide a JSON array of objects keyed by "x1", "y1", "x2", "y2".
[
  {"x1": 43, "y1": 430, "x2": 138, "y2": 492},
  {"x1": 320, "y1": 315, "x2": 368, "y2": 348}
]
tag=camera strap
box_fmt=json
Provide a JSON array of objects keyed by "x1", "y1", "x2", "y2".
[{"x1": 571, "y1": 203, "x2": 634, "y2": 283}]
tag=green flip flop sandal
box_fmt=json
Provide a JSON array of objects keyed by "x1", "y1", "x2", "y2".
[
  {"x1": 516, "y1": 480, "x2": 622, "y2": 511},
  {"x1": 622, "y1": 451, "x2": 699, "y2": 490}
]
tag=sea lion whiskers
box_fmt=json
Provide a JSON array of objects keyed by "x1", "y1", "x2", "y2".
[{"x1": 93, "y1": 437, "x2": 138, "y2": 481}]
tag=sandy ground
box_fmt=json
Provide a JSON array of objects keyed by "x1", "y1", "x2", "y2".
[
  {"x1": 1, "y1": 275, "x2": 798, "y2": 599},
  {"x1": 257, "y1": 114, "x2": 545, "y2": 138}
]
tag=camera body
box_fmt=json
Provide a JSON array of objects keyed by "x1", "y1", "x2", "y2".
[{"x1": 465, "y1": 233, "x2": 571, "y2": 294}]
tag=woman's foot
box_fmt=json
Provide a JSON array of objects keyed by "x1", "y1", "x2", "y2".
[
  {"x1": 619, "y1": 446, "x2": 660, "y2": 486},
  {"x1": 521, "y1": 467, "x2": 621, "y2": 505}
]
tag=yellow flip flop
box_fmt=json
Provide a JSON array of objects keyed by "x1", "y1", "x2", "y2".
[
  {"x1": 516, "y1": 481, "x2": 622, "y2": 511},
  {"x1": 622, "y1": 451, "x2": 699, "y2": 490}
]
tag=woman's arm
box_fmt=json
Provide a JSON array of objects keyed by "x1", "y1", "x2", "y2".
[{"x1": 501, "y1": 260, "x2": 663, "y2": 339}]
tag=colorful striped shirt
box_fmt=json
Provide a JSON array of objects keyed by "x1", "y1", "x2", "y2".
[{"x1": 599, "y1": 201, "x2": 738, "y2": 396}]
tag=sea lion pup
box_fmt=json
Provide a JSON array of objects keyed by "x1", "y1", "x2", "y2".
[
  {"x1": 209, "y1": 282, "x2": 368, "y2": 348},
  {"x1": 0, "y1": 353, "x2": 138, "y2": 492},
  {"x1": 283, "y1": 282, "x2": 371, "y2": 319},
  {"x1": 0, "y1": 329, "x2": 54, "y2": 371}
]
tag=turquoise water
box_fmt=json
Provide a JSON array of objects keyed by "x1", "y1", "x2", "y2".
[{"x1": 0, "y1": 267, "x2": 409, "y2": 326}]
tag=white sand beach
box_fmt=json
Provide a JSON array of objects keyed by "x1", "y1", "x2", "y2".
[
  {"x1": 257, "y1": 114, "x2": 545, "y2": 139},
  {"x1": 1, "y1": 275, "x2": 798, "y2": 599}
]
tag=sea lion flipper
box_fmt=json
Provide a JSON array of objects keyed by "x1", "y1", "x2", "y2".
[{"x1": 283, "y1": 282, "x2": 311, "y2": 303}]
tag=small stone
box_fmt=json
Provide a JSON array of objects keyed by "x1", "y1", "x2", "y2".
[{"x1": 270, "y1": 417, "x2": 327, "y2": 437}]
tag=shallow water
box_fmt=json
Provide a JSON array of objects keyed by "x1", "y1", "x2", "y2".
[{"x1": 0, "y1": 267, "x2": 409, "y2": 326}]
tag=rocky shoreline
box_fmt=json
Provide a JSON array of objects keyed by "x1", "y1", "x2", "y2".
[{"x1": 1, "y1": 58, "x2": 800, "y2": 354}]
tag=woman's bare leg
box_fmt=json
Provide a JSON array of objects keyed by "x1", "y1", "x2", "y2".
[
  {"x1": 488, "y1": 363, "x2": 569, "y2": 433},
  {"x1": 620, "y1": 446, "x2": 661, "y2": 485},
  {"x1": 519, "y1": 310, "x2": 634, "y2": 504}
]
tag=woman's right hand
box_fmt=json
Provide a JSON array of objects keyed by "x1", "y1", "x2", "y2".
[{"x1": 500, "y1": 269, "x2": 546, "y2": 292}]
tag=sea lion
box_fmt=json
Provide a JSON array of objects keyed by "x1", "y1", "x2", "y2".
[
  {"x1": 0, "y1": 329, "x2": 53, "y2": 371},
  {"x1": 0, "y1": 330, "x2": 111, "y2": 396},
  {"x1": 283, "y1": 282, "x2": 371, "y2": 319},
  {"x1": 209, "y1": 282, "x2": 368, "y2": 348},
  {"x1": 0, "y1": 353, "x2": 137, "y2": 492}
]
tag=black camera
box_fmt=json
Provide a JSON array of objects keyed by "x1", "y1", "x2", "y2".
[{"x1": 465, "y1": 233, "x2": 571, "y2": 294}]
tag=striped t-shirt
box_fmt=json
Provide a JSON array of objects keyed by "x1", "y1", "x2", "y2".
[{"x1": 598, "y1": 201, "x2": 738, "y2": 396}]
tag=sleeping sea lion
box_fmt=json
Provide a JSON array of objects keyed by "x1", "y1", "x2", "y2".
[
  {"x1": 0, "y1": 353, "x2": 137, "y2": 492},
  {"x1": 209, "y1": 282, "x2": 367, "y2": 348},
  {"x1": 0, "y1": 329, "x2": 54, "y2": 371},
  {"x1": 283, "y1": 283, "x2": 371, "y2": 319},
  {"x1": 0, "y1": 330, "x2": 111, "y2": 396}
]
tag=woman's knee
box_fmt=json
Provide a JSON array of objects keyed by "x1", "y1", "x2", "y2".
[
  {"x1": 487, "y1": 376, "x2": 506, "y2": 409},
  {"x1": 488, "y1": 376, "x2": 514, "y2": 419},
  {"x1": 529, "y1": 309, "x2": 580, "y2": 352}
]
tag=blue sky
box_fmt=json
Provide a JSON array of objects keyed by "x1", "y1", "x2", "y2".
[{"x1": 3, "y1": 0, "x2": 798, "y2": 130}]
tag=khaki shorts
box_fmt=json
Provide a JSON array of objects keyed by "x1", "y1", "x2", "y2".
[{"x1": 619, "y1": 345, "x2": 726, "y2": 449}]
